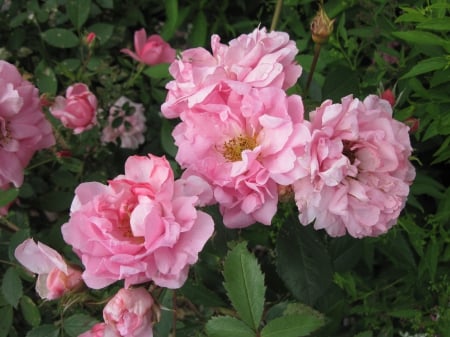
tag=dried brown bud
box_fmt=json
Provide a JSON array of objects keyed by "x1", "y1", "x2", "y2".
[{"x1": 310, "y1": 3, "x2": 335, "y2": 44}]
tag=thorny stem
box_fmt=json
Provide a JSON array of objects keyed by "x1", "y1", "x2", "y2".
[
  {"x1": 270, "y1": 0, "x2": 283, "y2": 31},
  {"x1": 305, "y1": 43, "x2": 321, "y2": 95},
  {"x1": 0, "y1": 216, "x2": 19, "y2": 232},
  {"x1": 172, "y1": 290, "x2": 177, "y2": 337}
]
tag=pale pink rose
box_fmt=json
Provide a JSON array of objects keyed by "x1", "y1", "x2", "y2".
[
  {"x1": 172, "y1": 81, "x2": 310, "y2": 228},
  {"x1": 14, "y1": 238, "x2": 83, "y2": 300},
  {"x1": 161, "y1": 27, "x2": 301, "y2": 119},
  {"x1": 61, "y1": 154, "x2": 214, "y2": 289},
  {"x1": 50, "y1": 83, "x2": 97, "y2": 134},
  {"x1": 103, "y1": 288, "x2": 154, "y2": 337},
  {"x1": 293, "y1": 94, "x2": 415, "y2": 238},
  {"x1": 101, "y1": 96, "x2": 147, "y2": 149},
  {"x1": 0, "y1": 61, "x2": 55, "y2": 188},
  {"x1": 121, "y1": 29, "x2": 176, "y2": 66}
]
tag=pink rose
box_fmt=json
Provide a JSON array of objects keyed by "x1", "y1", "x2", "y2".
[
  {"x1": 50, "y1": 83, "x2": 97, "y2": 134},
  {"x1": 121, "y1": 29, "x2": 176, "y2": 66},
  {"x1": 101, "y1": 96, "x2": 147, "y2": 149},
  {"x1": 162, "y1": 27, "x2": 301, "y2": 119},
  {"x1": 14, "y1": 238, "x2": 83, "y2": 300},
  {"x1": 0, "y1": 60, "x2": 55, "y2": 188},
  {"x1": 61, "y1": 154, "x2": 214, "y2": 289},
  {"x1": 293, "y1": 94, "x2": 415, "y2": 238},
  {"x1": 103, "y1": 288, "x2": 154, "y2": 337},
  {"x1": 78, "y1": 323, "x2": 119, "y2": 337},
  {"x1": 172, "y1": 81, "x2": 310, "y2": 228}
]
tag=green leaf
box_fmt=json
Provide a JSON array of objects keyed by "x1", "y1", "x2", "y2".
[
  {"x1": 223, "y1": 242, "x2": 265, "y2": 331},
  {"x1": 417, "y1": 18, "x2": 450, "y2": 31},
  {"x1": 400, "y1": 56, "x2": 449, "y2": 79},
  {"x1": 387, "y1": 309, "x2": 421, "y2": 319},
  {"x1": 96, "y1": 0, "x2": 113, "y2": 9},
  {"x1": 276, "y1": 222, "x2": 333, "y2": 305},
  {"x1": 161, "y1": 119, "x2": 178, "y2": 158},
  {"x1": 354, "y1": 332, "x2": 373, "y2": 337},
  {"x1": 1, "y1": 267, "x2": 23, "y2": 308},
  {"x1": 66, "y1": 0, "x2": 91, "y2": 29},
  {"x1": 20, "y1": 296, "x2": 41, "y2": 327},
  {"x1": 26, "y1": 324, "x2": 59, "y2": 337},
  {"x1": 42, "y1": 28, "x2": 79, "y2": 48},
  {"x1": 0, "y1": 188, "x2": 19, "y2": 207},
  {"x1": 35, "y1": 61, "x2": 58, "y2": 96},
  {"x1": 205, "y1": 316, "x2": 255, "y2": 337},
  {"x1": 179, "y1": 280, "x2": 226, "y2": 307},
  {"x1": 261, "y1": 314, "x2": 324, "y2": 337},
  {"x1": 63, "y1": 313, "x2": 98, "y2": 337},
  {"x1": 0, "y1": 305, "x2": 13, "y2": 337},
  {"x1": 392, "y1": 31, "x2": 450, "y2": 48},
  {"x1": 161, "y1": 0, "x2": 178, "y2": 41},
  {"x1": 143, "y1": 63, "x2": 170, "y2": 79},
  {"x1": 154, "y1": 289, "x2": 174, "y2": 337},
  {"x1": 39, "y1": 191, "x2": 73, "y2": 212},
  {"x1": 188, "y1": 11, "x2": 208, "y2": 47},
  {"x1": 88, "y1": 23, "x2": 114, "y2": 45},
  {"x1": 322, "y1": 66, "x2": 359, "y2": 102}
]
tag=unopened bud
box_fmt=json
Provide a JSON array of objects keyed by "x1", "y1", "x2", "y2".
[
  {"x1": 404, "y1": 117, "x2": 420, "y2": 133},
  {"x1": 85, "y1": 32, "x2": 96, "y2": 46},
  {"x1": 380, "y1": 88, "x2": 396, "y2": 107},
  {"x1": 310, "y1": 2, "x2": 335, "y2": 44}
]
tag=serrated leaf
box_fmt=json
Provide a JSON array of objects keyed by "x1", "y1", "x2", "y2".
[
  {"x1": 161, "y1": 0, "x2": 178, "y2": 41},
  {"x1": 66, "y1": 0, "x2": 91, "y2": 29},
  {"x1": 0, "y1": 305, "x2": 13, "y2": 337},
  {"x1": 35, "y1": 61, "x2": 58, "y2": 95},
  {"x1": 400, "y1": 56, "x2": 448, "y2": 79},
  {"x1": 20, "y1": 296, "x2": 41, "y2": 327},
  {"x1": 63, "y1": 313, "x2": 98, "y2": 337},
  {"x1": 223, "y1": 242, "x2": 265, "y2": 331},
  {"x1": 276, "y1": 222, "x2": 333, "y2": 305},
  {"x1": 392, "y1": 31, "x2": 450, "y2": 48},
  {"x1": 0, "y1": 188, "x2": 19, "y2": 207},
  {"x1": 1, "y1": 267, "x2": 23, "y2": 308},
  {"x1": 205, "y1": 316, "x2": 255, "y2": 337},
  {"x1": 26, "y1": 324, "x2": 59, "y2": 337},
  {"x1": 261, "y1": 314, "x2": 324, "y2": 337},
  {"x1": 179, "y1": 280, "x2": 226, "y2": 307},
  {"x1": 417, "y1": 18, "x2": 450, "y2": 31},
  {"x1": 143, "y1": 63, "x2": 170, "y2": 79},
  {"x1": 42, "y1": 28, "x2": 79, "y2": 48},
  {"x1": 188, "y1": 11, "x2": 208, "y2": 47}
]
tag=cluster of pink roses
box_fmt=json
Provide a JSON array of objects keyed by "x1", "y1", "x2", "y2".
[{"x1": 162, "y1": 27, "x2": 415, "y2": 237}]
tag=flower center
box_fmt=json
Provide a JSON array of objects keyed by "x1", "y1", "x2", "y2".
[
  {"x1": 0, "y1": 119, "x2": 12, "y2": 147},
  {"x1": 222, "y1": 134, "x2": 258, "y2": 162},
  {"x1": 342, "y1": 140, "x2": 356, "y2": 164}
]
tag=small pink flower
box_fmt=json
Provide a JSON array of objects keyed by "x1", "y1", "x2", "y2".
[
  {"x1": 14, "y1": 238, "x2": 83, "y2": 300},
  {"x1": 293, "y1": 94, "x2": 415, "y2": 238},
  {"x1": 380, "y1": 88, "x2": 395, "y2": 107},
  {"x1": 121, "y1": 29, "x2": 176, "y2": 66},
  {"x1": 162, "y1": 27, "x2": 301, "y2": 119},
  {"x1": 103, "y1": 288, "x2": 154, "y2": 337},
  {"x1": 85, "y1": 32, "x2": 96, "y2": 46},
  {"x1": 50, "y1": 83, "x2": 97, "y2": 134},
  {"x1": 172, "y1": 82, "x2": 310, "y2": 228},
  {"x1": 0, "y1": 61, "x2": 55, "y2": 188},
  {"x1": 61, "y1": 154, "x2": 214, "y2": 289},
  {"x1": 101, "y1": 96, "x2": 147, "y2": 149}
]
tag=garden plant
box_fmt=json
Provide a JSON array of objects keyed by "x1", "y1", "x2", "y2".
[{"x1": 0, "y1": 0, "x2": 449, "y2": 336}]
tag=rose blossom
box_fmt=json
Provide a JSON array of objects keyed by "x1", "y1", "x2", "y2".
[
  {"x1": 172, "y1": 81, "x2": 310, "y2": 228},
  {"x1": 78, "y1": 323, "x2": 119, "y2": 337},
  {"x1": 61, "y1": 154, "x2": 214, "y2": 289},
  {"x1": 161, "y1": 27, "x2": 302, "y2": 119},
  {"x1": 293, "y1": 94, "x2": 415, "y2": 238},
  {"x1": 14, "y1": 238, "x2": 83, "y2": 300},
  {"x1": 103, "y1": 288, "x2": 154, "y2": 337},
  {"x1": 0, "y1": 60, "x2": 55, "y2": 188},
  {"x1": 121, "y1": 29, "x2": 176, "y2": 66},
  {"x1": 50, "y1": 83, "x2": 97, "y2": 134},
  {"x1": 101, "y1": 96, "x2": 147, "y2": 149}
]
